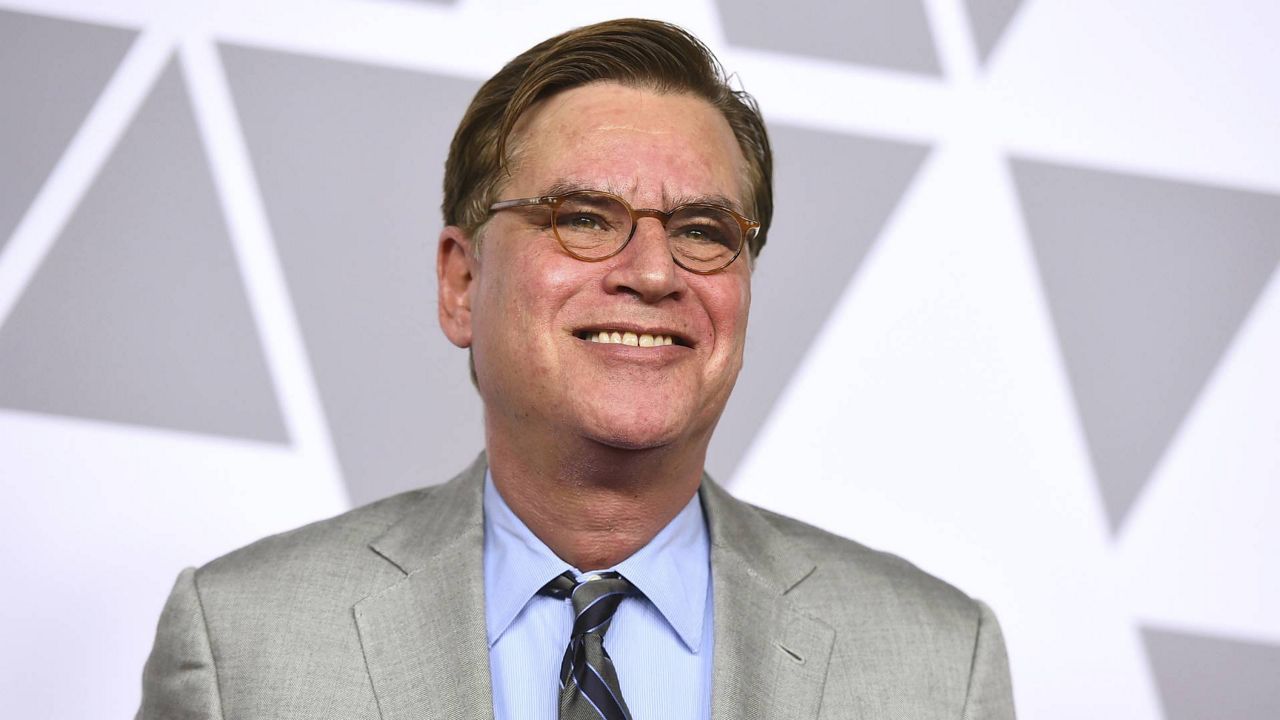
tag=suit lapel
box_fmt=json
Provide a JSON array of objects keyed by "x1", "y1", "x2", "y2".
[
  {"x1": 350, "y1": 458, "x2": 837, "y2": 719},
  {"x1": 355, "y1": 455, "x2": 494, "y2": 720},
  {"x1": 702, "y1": 480, "x2": 836, "y2": 720}
]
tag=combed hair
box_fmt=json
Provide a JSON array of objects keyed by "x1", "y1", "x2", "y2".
[{"x1": 442, "y1": 18, "x2": 773, "y2": 258}]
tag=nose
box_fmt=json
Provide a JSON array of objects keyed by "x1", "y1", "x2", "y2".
[{"x1": 602, "y1": 217, "x2": 684, "y2": 303}]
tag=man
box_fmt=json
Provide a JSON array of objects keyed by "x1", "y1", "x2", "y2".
[{"x1": 139, "y1": 18, "x2": 1015, "y2": 720}]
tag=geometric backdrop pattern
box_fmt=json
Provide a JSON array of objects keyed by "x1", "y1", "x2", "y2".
[
  {"x1": 221, "y1": 43, "x2": 482, "y2": 504},
  {"x1": 2, "y1": 1, "x2": 1277, "y2": 718},
  {"x1": 962, "y1": 0, "x2": 1024, "y2": 66},
  {"x1": 0, "y1": 9, "x2": 134, "y2": 252},
  {"x1": 0, "y1": 56, "x2": 287, "y2": 442},
  {"x1": 719, "y1": 0, "x2": 941, "y2": 75},
  {"x1": 711, "y1": 126, "x2": 930, "y2": 483},
  {"x1": 1142, "y1": 629, "x2": 1280, "y2": 720},
  {"x1": 1012, "y1": 159, "x2": 1280, "y2": 534}
]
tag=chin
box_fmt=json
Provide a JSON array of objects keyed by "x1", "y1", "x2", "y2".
[
  {"x1": 593, "y1": 434, "x2": 676, "y2": 453},
  {"x1": 566, "y1": 386, "x2": 719, "y2": 454},
  {"x1": 579, "y1": 412, "x2": 690, "y2": 453}
]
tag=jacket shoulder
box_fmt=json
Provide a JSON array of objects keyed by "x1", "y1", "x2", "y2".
[
  {"x1": 194, "y1": 485, "x2": 434, "y2": 603},
  {"x1": 740, "y1": 502, "x2": 1012, "y2": 716},
  {"x1": 154, "y1": 485, "x2": 455, "y2": 718},
  {"x1": 749, "y1": 502, "x2": 982, "y2": 623}
]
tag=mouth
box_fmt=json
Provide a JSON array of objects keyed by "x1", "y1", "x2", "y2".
[{"x1": 573, "y1": 327, "x2": 691, "y2": 348}]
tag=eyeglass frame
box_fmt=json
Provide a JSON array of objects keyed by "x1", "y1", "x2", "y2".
[{"x1": 487, "y1": 189, "x2": 760, "y2": 275}]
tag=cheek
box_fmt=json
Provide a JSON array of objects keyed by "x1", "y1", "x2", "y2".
[
  {"x1": 485, "y1": 250, "x2": 591, "y2": 343},
  {"x1": 704, "y1": 274, "x2": 751, "y2": 344},
  {"x1": 733, "y1": 278, "x2": 751, "y2": 334}
]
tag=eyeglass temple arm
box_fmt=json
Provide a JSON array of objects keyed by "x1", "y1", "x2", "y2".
[{"x1": 489, "y1": 196, "x2": 558, "y2": 211}]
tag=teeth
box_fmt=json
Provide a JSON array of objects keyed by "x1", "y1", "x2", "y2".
[{"x1": 588, "y1": 331, "x2": 677, "y2": 346}]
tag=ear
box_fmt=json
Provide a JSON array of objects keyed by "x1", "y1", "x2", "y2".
[{"x1": 437, "y1": 225, "x2": 476, "y2": 349}]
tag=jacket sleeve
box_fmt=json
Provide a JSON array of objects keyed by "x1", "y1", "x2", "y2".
[
  {"x1": 961, "y1": 600, "x2": 1016, "y2": 720},
  {"x1": 137, "y1": 567, "x2": 224, "y2": 720}
]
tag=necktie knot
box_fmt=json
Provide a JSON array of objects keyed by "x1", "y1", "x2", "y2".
[{"x1": 540, "y1": 570, "x2": 637, "y2": 640}]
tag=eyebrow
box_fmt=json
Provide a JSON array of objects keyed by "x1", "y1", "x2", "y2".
[
  {"x1": 669, "y1": 192, "x2": 745, "y2": 214},
  {"x1": 540, "y1": 179, "x2": 605, "y2": 197},
  {"x1": 537, "y1": 179, "x2": 745, "y2": 214}
]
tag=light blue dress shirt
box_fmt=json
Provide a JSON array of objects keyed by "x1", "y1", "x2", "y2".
[{"x1": 483, "y1": 472, "x2": 713, "y2": 720}]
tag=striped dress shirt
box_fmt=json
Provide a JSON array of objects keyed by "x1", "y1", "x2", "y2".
[{"x1": 482, "y1": 473, "x2": 713, "y2": 720}]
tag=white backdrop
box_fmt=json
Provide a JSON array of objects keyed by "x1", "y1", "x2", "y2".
[{"x1": 1, "y1": 1, "x2": 1278, "y2": 718}]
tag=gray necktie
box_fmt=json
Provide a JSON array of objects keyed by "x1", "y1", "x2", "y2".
[{"x1": 540, "y1": 571, "x2": 637, "y2": 720}]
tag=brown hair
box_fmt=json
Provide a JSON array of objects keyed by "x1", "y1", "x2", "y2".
[{"x1": 442, "y1": 18, "x2": 773, "y2": 258}]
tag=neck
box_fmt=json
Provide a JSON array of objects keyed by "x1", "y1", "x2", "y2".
[{"x1": 484, "y1": 418, "x2": 706, "y2": 571}]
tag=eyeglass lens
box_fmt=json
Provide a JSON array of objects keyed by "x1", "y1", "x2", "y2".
[{"x1": 554, "y1": 192, "x2": 741, "y2": 271}]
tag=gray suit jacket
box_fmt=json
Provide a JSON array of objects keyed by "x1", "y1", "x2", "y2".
[{"x1": 138, "y1": 454, "x2": 1015, "y2": 719}]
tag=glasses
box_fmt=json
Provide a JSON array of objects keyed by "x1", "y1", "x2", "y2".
[{"x1": 488, "y1": 190, "x2": 759, "y2": 274}]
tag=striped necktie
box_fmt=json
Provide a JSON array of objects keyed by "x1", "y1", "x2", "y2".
[{"x1": 540, "y1": 570, "x2": 637, "y2": 720}]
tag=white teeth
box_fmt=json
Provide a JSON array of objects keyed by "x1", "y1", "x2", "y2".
[{"x1": 588, "y1": 331, "x2": 677, "y2": 346}]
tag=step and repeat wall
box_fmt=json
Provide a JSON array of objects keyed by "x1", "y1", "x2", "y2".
[{"x1": 2, "y1": 1, "x2": 1277, "y2": 717}]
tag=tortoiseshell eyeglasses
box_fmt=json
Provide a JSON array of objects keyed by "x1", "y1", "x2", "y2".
[{"x1": 489, "y1": 189, "x2": 758, "y2": 274}]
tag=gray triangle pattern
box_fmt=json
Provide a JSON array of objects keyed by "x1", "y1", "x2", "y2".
[
  {"x1": 717, "y1": 0, "x2": 941, "y2": 76},
  {"x1": 1143, "y1": 627, "x2": 1280, "y2": 719},
  {"x1": 221, "y1": 44, "x2": 483, "y2": 505},
  {"x1": 962, "y1": 0, "x2": 1024, "y2": 66},
  {"x1": 707, "y1": 125, "x2": 930, "y2": 483},
  {"x1": 0, "y1": 9, "x2": 135, "y2": 253},
  {"x1": 1011, "y1": 158, "x2": 1280, "y2": 534},
  {"x1": 0, "y1": 58, "x2": 288, "y2": 443}
]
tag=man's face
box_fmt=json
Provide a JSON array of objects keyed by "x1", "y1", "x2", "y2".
[{"x1": 453, "y1": 82, "x2": 752, "y2": 453}]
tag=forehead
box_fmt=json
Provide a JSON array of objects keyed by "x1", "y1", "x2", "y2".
[{"x1": 505, "y1": 83, "x2": 748, "y2": 208}]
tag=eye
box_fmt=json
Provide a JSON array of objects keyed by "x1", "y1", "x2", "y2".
[
  {"x1": 676, "y1": 223, "x2": 733, "y2": 248},
  {"x1": 669, "y1": 206, "x2": 740, "y2": 250},
  {"x1": 559, "y1": 213, "x2": 613, "y2": 233}
]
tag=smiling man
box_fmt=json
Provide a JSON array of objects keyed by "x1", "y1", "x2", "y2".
[{"x1": 139, "y1": 19, "x2": 1015, "y2": 720}]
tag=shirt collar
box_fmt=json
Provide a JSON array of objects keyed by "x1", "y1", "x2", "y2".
[{"x1": 482, "y1": 470, "x2": 710, "y2": 652}]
